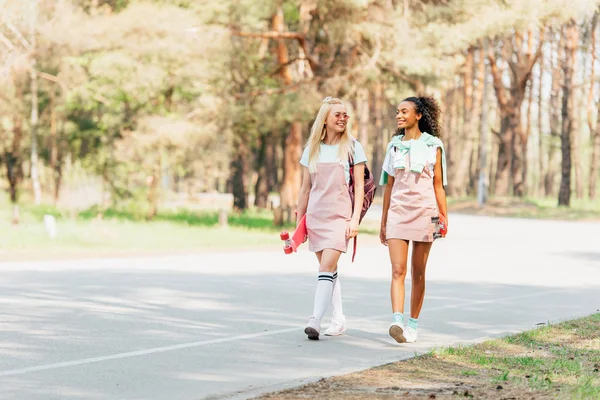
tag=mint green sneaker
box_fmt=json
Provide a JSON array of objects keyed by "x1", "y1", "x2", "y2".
[{"x1": 405, "y1": 326, "x2": 418, "y2": 343}]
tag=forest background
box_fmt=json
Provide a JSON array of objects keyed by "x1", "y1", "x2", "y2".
[{"x1": 1, "y1": 0, "x2": 600, "y2": 252}]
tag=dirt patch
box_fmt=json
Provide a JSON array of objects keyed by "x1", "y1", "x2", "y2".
[{"x1": 253, "y1": 314, "x2": 600, "y2": 399}]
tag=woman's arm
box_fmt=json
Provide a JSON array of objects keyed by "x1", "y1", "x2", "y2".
[
  {"x1": 296, "y1": 166, "x2": 311, "y2": 227},
  {"x1": 433, "y1": 147, "x2": 448, "y2": 223},
  {"x1": 351, "y1": 163, "x2": 365, "y2": 220},
  {"x1": 347, "y1": 163, "x2": 365, "y2": 238},
  {"x1": 380, "y1": 176, "x2": 394, "y2": 246}
]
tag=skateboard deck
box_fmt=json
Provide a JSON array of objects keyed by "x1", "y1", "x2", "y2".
[
  {"x1": 432, "y1": 214, "x2": 447, "y2": 239},
  {"x1": 280, "y1": 215, "x2": 307, "y2": 254}
]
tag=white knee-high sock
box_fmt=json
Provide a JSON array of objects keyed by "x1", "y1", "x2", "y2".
[
  {"x1": 331, "y1": 271, "x2": 344, "y2": 319},
  {"x1": 312, "y1": 272, "x2": 334, "y2": 321}
]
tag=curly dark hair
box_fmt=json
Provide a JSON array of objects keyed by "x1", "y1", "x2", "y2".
[{"x1": 394, "y1": 95, "x2": 442, "y2": 138}]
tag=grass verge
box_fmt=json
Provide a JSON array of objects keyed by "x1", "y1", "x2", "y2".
[
  {"x1": 255, "y1": 313, "x2": 600, "y2": 399},
  {"x1": 0, "y1": 204, "x2": 299, "y2": 261},
  {"x1": 447, "y1": 197, "x2": 600, "y2": 221},
  {"x1": 1, "y1": 202, "x2": 380, "y2": 261},
  {"x1": 2, "y1": 194, "x2": 597, "y2": 261}
]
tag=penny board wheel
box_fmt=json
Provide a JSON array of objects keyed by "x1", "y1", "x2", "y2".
[
  {"x1": 284, "y1": 246, "x2": 293, "y2": 254},
  {"x1": 280, "y1": 232, "x2": 290, "y2": 240}
]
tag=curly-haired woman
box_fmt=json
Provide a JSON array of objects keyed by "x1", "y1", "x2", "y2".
[{"x1": 379, "y1": 96, "x2": 448, "y2": 344}]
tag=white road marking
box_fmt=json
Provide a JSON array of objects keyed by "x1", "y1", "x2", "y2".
[{"x1": 0, "y1": 288, "x2": 567, "y2": 378}]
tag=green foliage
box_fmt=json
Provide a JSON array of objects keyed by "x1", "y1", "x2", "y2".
[
  {"x1": 2, "y1": 0, "x2": 599, "y2": 216},
  {"x1": 76, "y1": 204, "x2": 296, "y2": 232}
]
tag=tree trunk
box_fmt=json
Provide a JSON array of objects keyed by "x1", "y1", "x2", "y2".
[
  {"x1": 371, "y1": 82, "x2": 384, "y2": 195},
  {"x1": 443, "y1": 87, "x2": 457, "y2": 183},
  {"x1": 356, "y1": 87, "x2": 370, "y2": 151},
  {"x1": 30, "y1": 0, "x2": 42, "y2": 205},
  {"x1": 511, "y1": 124, "x2": 525, "y2": 197},
  {"x1": 488, "y1": 34, "x2": 541, "y2": 197},
  {"x1": 147, "y1": 168, "x2": 159, "y2": 219},
  {"x1": 573, "y1": 88, "x2": 584, "y2": 199},
  {"x1": 279, "y1": 121, "x2": 302, "y2": 219},
  {"x1": 452, "y1": 47, "x2": 476, "y2": 197},
  {"x1": 558, "y1": 20, "x2": 578, "y2": 207},
  {"x1": 537, "y1": 34, "x2": 546, "y2": 197},
  {"x1": 522, "y1": 76, "x2": 534, "y2": 196},
  {"x1": 591, "y1": 101, "x2": 600, "y2": 200},
  {"x1": 49, "y1": 97, "x2": 64, "y2": 205},
  {"x1": 265, "y1": 133, "x2": 278, "y2": 195},
  {"x1": 254, "y1": 133, "x2": 269, "y2": 209},
  {"x1": 470, "y1": 46, "x2": 486, "y2": 194},
  {"x1": 273, "y1": 6, "x2": 303, "y2": 218},
  {"x1": 545, "y1": 31, "x2": 563, "y2": 197},
  {"x1": 6, "y1": 115, "x2": 24, "y2": 224},
  {"x1": 231, "y1": 136, "x2": 250, "y2": 210},
  {"x1": 489, "y1": 135, "x2": 498, "y2": 194},
  {"x1": 495, "y1": 115, "x2": 514, "y2": 196},
  {"x1": 512, "y1": 31, "x2": 537, "y2": 198},
  {"x1": 477, "y1": 40, "x2": 490, "y2": 206},
  {"x1": 589, "y1": 13, "x2": 599, "y2": 200}
]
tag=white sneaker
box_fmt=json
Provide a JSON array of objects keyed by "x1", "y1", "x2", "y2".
[
  {"x1": 388, "y1": 322, "x2": 406, "y2": 343},
  {"x1": 304, "y1": 317, "x2": 321, "y2": 340},
  {"x1": 405, "y1": 326, "x2": 418, "y2": 343},
  {"x1": 324, "y1": 316, "x2": 347, "y2": 336}
]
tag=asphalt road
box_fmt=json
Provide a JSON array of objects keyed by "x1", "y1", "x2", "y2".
[{"x1": 0, "y1": 214, "x2": 598, "y2": 400}]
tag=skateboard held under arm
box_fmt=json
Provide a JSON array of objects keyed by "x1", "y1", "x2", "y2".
[{"x1": 280, "y1": 214, "x2": 307, "y2": 254}]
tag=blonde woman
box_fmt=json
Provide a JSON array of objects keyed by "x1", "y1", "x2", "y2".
[{"x1": 296, "y1": 97, "x2": 367, "y2": 340}]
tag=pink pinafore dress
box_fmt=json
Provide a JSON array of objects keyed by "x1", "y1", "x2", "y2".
[
  {"x1": 386, "y1": 149, "x2": 438, "y2": 242},
  {"x1": 306, "y1": 162, "x2": 353, "y2": 253}
]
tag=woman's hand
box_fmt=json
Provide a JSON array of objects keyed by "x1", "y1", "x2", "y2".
[
  {"x1": 346, "y1": 218, "x2": 359, "y2": 239},
  {"x1": 296, "y1": 215, "x2": 308, "y2": 243},
  {"x1": 440, "y1": 214, "x2": 448, "y2": 237},
  {"x1": 379, "y1": 224, "x2": 388, "y2": 246}
]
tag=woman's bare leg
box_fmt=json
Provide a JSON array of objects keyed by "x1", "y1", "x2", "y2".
[
  {"x1": 388, "y1": 239, "x2": 409, "y2": 313},
  {"x1": 410, "y1": 241, "x2": 432, "y2": 318},
  {"x1": 404, "y1": 241, "x2": 433, "y2": 343},
  {"x1": 387, "y1": 239, "x2": 409, "y2": 343}
]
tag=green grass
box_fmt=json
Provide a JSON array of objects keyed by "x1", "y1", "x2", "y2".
[
  {"x1": 3, "y1": 191, "x2": 599, "y2": 261},
  {"x1": 0, "y1": 201, "x2": 303, "y2": 260},
  {"x1": 434, "y1": 313, "x2": 600, "y2": 397},
  {"x1": 448, "y1": 196, "x2": 600, "y2": 220},
  {"x1": 1, "y1": 193, "x2": 386, "y2": 260}
]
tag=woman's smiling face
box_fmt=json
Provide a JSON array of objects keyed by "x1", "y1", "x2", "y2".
[
  {"x1": 325, "y1": 104, "x2": 349, "y2": 134},
  {"x1": 396, "y1": 101, "x2": 421, "y2": 130}
]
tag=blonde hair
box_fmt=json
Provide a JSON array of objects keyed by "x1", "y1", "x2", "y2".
[{"x1": 306, "y1": 97, "x2": 355, "y2": 173}]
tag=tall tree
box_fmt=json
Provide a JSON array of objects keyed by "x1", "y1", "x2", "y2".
[
  {"x1": 371, "y1": 81, "x2": 385, "y2": 195},
  {"x1": 559, "y1": 19, "x2": 579, "y2": 206},
  {"x1": 545, "y1": 30, "x2": 564, "y2": 197},
  {"x1": 477, "y1": 40, "x2": 490, "y2": 206},
  {"x1": 273, "y1": 6, "x2": 303, "y2": 220},
  {"x1": 1, "y1": 71, "x2": 26, "y2": 224},
  {"x1": 589, "y1": 12, "x2": 599, "y2": 200},
  {"x1": 488, "y1": 31, "x2": 541, "y2": 197},
  {"x1": 451, "y1": 46, "x2": 475, "y2": 197},
  {"x1": 469, "y1": 47, "x2": 486, "y2": 194},
  {"x1": 537, "y1": 30, "x2": 546, "y2": 197}
]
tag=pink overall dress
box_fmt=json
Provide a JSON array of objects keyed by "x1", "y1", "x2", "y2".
[
  {"x1": 386, "y1": 151, "x2": 438, "y2": 242},
  {"x1": 306, "y1": 162, "x2": 353, "y2": 253}
]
